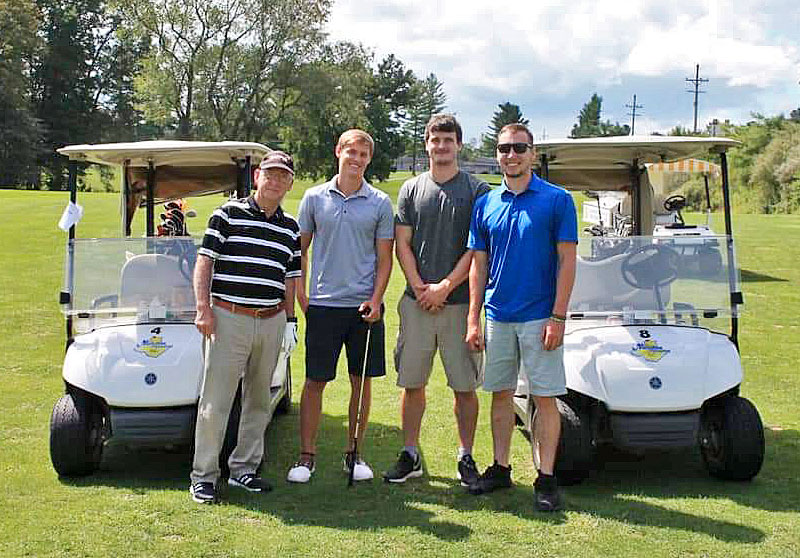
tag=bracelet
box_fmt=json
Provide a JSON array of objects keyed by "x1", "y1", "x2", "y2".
[
  {"x1": 550, "y1": 314, "x2": 567, "y2": 323},
  {"x1": 287, "y1": 316, "x2": 298, "y2": 323}
]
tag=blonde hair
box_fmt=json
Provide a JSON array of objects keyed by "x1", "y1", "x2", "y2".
[{"x1": 336, "y1": 129, "x2": 374, "y2": 157}]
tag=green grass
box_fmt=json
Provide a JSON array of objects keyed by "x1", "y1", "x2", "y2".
[{"x1": 1, "y1": 181, "x2": 799, "y2": 557}]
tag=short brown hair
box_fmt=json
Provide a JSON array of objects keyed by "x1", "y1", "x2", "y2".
[
  {"x1": 425, "y1": 114, "x2": 463, "y2": 144},
  {"x1": 337, "y1": 129, "x2": 374, "y2": 157},
  {"x1": 498, "y1": 123, "x2": 534, "y2": 145}
]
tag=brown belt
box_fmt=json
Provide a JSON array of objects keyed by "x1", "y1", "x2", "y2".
[{"x1": 213, "y1": 297, "x2": 284, "y2": 319}]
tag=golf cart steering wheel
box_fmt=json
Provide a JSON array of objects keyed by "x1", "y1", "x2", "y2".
[
  {"x1": 621, "y1": 244, "x2": 680, "y2": 290},
  {"x1": 663, "y1": 194, "x2": 686, "y2": 213}
]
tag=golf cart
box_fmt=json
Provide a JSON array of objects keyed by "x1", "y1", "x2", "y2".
[
  {"x1": 50, "y1": 141, "x2": 292, "y2": 477},
  {"x1": 513, "y1": 136, "x2": 764, "y2": 483}
]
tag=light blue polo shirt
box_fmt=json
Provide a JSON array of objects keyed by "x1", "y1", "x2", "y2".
[
  {"x1": 468, "y1": 173, "x2": 577, "y2": 322},
  {"x1": 298, "y1": 175, "x2": 394, "y2": 307}
]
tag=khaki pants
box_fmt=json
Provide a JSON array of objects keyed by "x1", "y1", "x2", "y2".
[{"x1": 191, "y1": 305, "x2": 285, "y2": 484}]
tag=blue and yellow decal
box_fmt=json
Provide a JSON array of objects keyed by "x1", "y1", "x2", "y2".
[
  {"x1": 631, "y1": 338, "x2": 671, "y2": 362},
  {"x1": 135, "y1": 330, "x2": 172, "y2": 358}
]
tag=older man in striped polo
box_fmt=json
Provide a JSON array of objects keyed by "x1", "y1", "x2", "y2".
[{"x1": 190, "y1": 151, "x2": 301, "y2": 504}]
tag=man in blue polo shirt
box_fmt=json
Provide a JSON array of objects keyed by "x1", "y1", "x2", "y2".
[{"x1": 466, "y1": 123, "x2": 577, "y2": 511}]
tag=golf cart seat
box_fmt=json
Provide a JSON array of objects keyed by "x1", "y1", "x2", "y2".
[
  {"x1": 119, "y1": 253, "x2": 195, "y2": 310},
  {"x1": 571, "y1": 253, "x2": 670, "y2": 312}
]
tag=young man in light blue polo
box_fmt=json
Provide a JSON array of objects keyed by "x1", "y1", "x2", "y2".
[
  {"x1": 287, "y1": 129, "x2": 394, "y2": 483},
  {"x1": 466, "y1": 123, "x2": 577, "y2": 511}
]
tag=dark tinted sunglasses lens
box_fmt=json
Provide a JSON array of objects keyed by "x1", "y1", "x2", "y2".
[{"x1": 497, "y1": 143, "x2": 530, "y2": 154}]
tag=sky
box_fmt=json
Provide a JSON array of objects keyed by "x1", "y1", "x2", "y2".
[{"x1": 325, "y1": 0, "x2": 800, "y2": 143}]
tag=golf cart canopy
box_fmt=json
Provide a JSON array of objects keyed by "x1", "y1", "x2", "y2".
[
  {"x1": 535, "y1": 136, "x2": 739, "y2": 191},
  {"x1": 58, "y1": 140, "x2": 271, "y2": 201},
  {"x1": 58, "y1": 140, "x2": 271, "y2": 236}
]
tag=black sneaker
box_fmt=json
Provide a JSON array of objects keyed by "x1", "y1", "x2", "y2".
[
  {"x1": 228, "y1": 473, "x2": 273, "y2": 493},
  {"x1": 534, "y1": 473, "x2": 563, "y2": 512},
  {"x1": 383, "y1": 450, "x2": 423, "y2": 483},
  {"x1": 190, "y1": 481, "x2": 216, "y2": 504},
  {"x1": 457, "y1": 454, "x2": 480, "y2": 487},
  {"x1": 467, "y1": 462, "x2": 512, "y2": 495}
]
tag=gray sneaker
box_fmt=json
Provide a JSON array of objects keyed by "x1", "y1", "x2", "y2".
[{"x1": 383, "y1": 450, "x2": 423, "y2": 483}]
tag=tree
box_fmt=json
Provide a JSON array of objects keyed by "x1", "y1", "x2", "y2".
[
  {"x1": 403, "y1": 73, "x2": 446, "y2": 174},
  {"x1": 481, "y1": 102, "x2": 528, "y2": 154},
  {"x1": 570, "y1": 93, "x2": 629, "y2": 138},
  {"x1": 0, "y1": 0, "x2": 43, "y2": 187},
  {"x1": 123, "y1": 0, "x2": 331, "y2": 140},
  {"x1": 280, "y1": 41, "x2": 372, "y2": 179},
  {"x1": 33, "y1": 0, "x2": 117, "y2": 189},
  {"x1": 363, "y1": 54, "x2": 415, "y2": 181}
]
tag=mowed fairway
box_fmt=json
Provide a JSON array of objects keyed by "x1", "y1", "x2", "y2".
[{"x1": 1, "y1": 182, "x2": 798, "y2": 557}]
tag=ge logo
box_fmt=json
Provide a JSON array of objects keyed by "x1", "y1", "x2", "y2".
[{"x1": 145, "y1": 373, "x2": 157, "y2": 386}]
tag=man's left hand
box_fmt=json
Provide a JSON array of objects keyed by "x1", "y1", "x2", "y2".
[
  {"x1": 283, "y1": 321, "x2": 298, "y2": 354},
  {"x1": 541, "y1": 320, "x2": 566, "y2": 351}
]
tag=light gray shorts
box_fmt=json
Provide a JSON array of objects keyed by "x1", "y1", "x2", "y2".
[
  {"x1": 483, "y1": 318, "x2": 566, "y2": 396},
  {"x1": 394, "y1": 294, "x2": 483, "y2": 392}
]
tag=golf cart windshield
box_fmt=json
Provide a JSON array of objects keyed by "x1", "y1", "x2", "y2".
[
  {"x1": 570, "y1": 235, "x2": 739, "y2": 327},
  {"x1": 63, "y1": 237, "x2": 199, "y2": 333}
]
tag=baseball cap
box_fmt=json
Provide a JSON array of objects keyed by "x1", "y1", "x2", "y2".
[{"x1": 259, "y1": 150, "x2": 294, "y2": 175}]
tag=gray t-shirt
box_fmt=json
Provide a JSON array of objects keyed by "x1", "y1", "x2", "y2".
[
  {"x1": 298, "y1": 175, "x2": 394, "y2": 307},
  {"x1": 396, "y1": 170, "x2": 490, "y2": 305}
]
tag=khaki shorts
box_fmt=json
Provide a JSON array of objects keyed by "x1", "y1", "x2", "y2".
[{"x1": 394, "y1": 294, "x2": 482, "y2": 391}]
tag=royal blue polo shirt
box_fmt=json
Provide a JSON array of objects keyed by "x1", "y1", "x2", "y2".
[{"x1": 468, "y1": 173, "x2": 578, "y2": 322}]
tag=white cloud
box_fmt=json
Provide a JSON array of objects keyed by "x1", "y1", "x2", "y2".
[{"x1": 325, "y1": 0, "x2": 800, "y2": 137}]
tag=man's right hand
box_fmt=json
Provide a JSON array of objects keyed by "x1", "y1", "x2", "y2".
[
  {"x1": 465, "y1": 320, "x2": 484, "y2": 352},
  {"x1": 195, "y1": 304, "x2": 215, "y2": 336}
]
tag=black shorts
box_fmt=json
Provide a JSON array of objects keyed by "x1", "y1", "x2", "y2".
[{"x1": 305, "y1": 305, "x2": 386, "y2": 382}]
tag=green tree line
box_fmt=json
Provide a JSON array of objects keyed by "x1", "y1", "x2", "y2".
[{"x1": 0, "y1": 0, "x2": 447, "y2": 188}]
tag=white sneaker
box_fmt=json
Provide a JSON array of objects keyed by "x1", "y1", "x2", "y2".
[
  {"x1": 287, "y1": 460, "x2": 315, "y2": 483},
  {"x1": 343, "y1": 455, "x2": 374, "y2": 481}
]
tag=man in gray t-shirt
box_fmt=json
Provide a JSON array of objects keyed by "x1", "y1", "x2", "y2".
[{"x1": 384, "y1": 114, "x2": 490, "y2": 485}]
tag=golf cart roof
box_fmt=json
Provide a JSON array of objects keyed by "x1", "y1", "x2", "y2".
[
  {"x1": 535, "y1": 136, "x2": 739, "y2": 191},
  {"x1": 57, "y1": 140, "x2": 271, "y2": 168}
]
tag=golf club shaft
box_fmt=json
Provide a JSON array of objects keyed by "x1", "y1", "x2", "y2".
[{"x1": 348, "y1": 322, "x2": 372, "y2": 486}]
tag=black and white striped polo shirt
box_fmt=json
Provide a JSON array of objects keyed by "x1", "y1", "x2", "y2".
[{"x1": 199, "y1": 196, "x2": 301, "y2": 307}]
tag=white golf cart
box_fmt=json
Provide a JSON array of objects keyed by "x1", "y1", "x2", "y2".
[
  {"x1": 50, "y1": 141, "x2": 292, "y2": 477},
  {"x1": 513, "y1": 136, "x2": 765, "y2": 483}
]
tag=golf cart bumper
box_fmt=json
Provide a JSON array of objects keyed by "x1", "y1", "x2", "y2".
[
  {"x1": 609, "y1": 411, "x2": 700, "y2": 449},
  {"x1": 109, "y1": 406, "x2": 196, "y2": 445}
]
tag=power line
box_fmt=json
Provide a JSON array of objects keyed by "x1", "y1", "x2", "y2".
[
  {"x1": 625, "y1": 94, "x2": 643, "y2": 135},
  {"x1": 686, "y1": 64, "x2": 709, "y2": 133}
]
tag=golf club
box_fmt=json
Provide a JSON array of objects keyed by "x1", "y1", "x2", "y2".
[{"x1": 347, "y1": 314, "x2": 372, "y2": 487}]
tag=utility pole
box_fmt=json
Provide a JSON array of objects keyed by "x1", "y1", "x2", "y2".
[
  {"x1": 686, "y1": 64, "x2": 709, "y2": 134},
  {"x1": 625, "y1": 94, "x2": 643, "y2": 135}
]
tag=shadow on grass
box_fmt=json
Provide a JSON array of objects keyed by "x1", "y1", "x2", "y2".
[
  {"x1": 740, "y1": 269, "x2": 788, "y2": 282},
  {"x1": 559, "y1": 427, "x2": 800, "y2": 543},
  {"x1": 58, "y1": 413, "x2": 796, "y2": 543}
]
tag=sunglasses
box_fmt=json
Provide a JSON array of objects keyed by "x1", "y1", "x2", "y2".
[{"x1": 497, "y1": 142, "x2": 531, "y2": 154}]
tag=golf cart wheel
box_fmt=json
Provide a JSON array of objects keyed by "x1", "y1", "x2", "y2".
[
  {"x1": 700, "y1": 396, "x2": 765, "y2": 481},
  {"x1": 533, "y1": 399, "x2": 595, "y2": 485},
  {"x1": 49, "y1": 392, "x2": 104, "y2": 477},
  {"x1": 276, "y1": 360, "x2": 292, "y2": 415}
]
